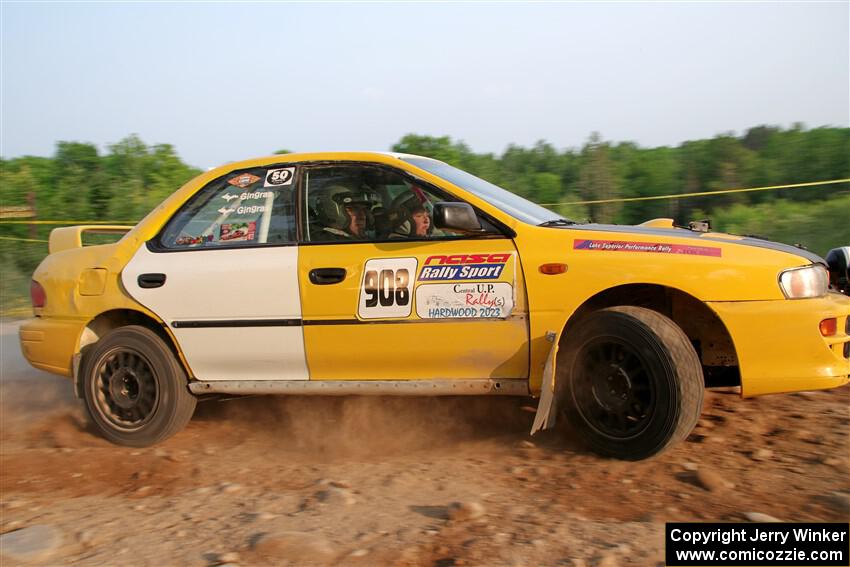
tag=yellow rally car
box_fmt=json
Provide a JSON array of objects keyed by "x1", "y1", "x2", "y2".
[{"x1": 19, "y1": 152, "x2": 850, "y2": 460}]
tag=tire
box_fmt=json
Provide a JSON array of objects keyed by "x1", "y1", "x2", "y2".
[
  {"x1": 558, "y1": 306, "x2": 704, "y2": 460},
  {"x1": 81, "y1": 325, "x2": 196, "y2": 447}
]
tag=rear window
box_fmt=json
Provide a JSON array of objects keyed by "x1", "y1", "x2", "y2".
[{"x1": 159, "y1": 166, "x2": 297, "y2": 249}]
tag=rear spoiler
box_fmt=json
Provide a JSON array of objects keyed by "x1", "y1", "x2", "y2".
[
  {"x1": 48, "y1": 225, "x2": 135, "y2": 254},
  {"x1": 639, "y1": 218, "x2": 676, "y2": 229}
]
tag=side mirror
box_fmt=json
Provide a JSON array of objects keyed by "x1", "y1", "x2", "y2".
[{"x1": 432, "y1": 202, "x2": 482, "y2": 233}]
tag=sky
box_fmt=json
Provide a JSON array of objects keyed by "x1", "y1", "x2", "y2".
[{"x1": 1, "y1": 1, "x2": 848, "y2": 169}]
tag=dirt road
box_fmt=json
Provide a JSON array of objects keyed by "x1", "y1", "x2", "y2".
[{"x1": 1, "y1": 320, "x2": 848, "y2": 566}]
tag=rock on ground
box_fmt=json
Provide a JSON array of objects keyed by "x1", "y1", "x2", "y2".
[
  {"x1": 249, "y1": 531, "x2": 336, "y2": 564},
  {"x1": 316, "y1": 486, "x2": 357, "y2": 506},
  {"x1": 693, "y1": 470, "x2": 725, "y2": 492},
  {"x1": 744, "y1": 512, "x2": 782, "y2": 523},
  {"x1": 0, "y1": 524, "x2": 64, "y2": 563},
  {"x1": 447, "y1": 501, "x2": 486, "y2": 521}
]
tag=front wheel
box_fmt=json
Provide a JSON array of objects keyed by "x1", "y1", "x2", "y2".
[
  {"x1": 81, "y1": 325, "x2": 196, "y2": 447},
  {"x1": 559, "y1": 306, "x2": 704, "y2": 460}
]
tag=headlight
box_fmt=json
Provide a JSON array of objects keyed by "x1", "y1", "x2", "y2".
[{"x1": 779, "y1": 264, "x2": 829, "y2": 299}]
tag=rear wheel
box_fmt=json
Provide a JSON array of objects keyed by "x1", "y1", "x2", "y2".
[
  {"x1": 559, "y1": 306, "x2": 704, "y2": 460},
  {"x1": 81, "y1": 325, "x2": 196, "y2": 446}
]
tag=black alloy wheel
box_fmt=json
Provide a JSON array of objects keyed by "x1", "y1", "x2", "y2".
[
  {"x1": 571, "y1": 338, "x2": 655, "y2": 440},
  {"x1": 91, "y1": 347, "x2": 159, "y2": 430},
  {"x1": 558, "y1": 306, "x2": 704, "y2": 460},
  {"x1": 81, "y1": 325, "x2": 196, "y2": 447}
]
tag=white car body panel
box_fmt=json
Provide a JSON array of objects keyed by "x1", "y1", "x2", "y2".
[{"x1": 122, "y1": 243, "x2": 308, "y2": 381}]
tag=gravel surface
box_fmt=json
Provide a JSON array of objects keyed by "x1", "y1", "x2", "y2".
[{"x1": 1, "y1": 320, "x2": 848, "y2": 566}]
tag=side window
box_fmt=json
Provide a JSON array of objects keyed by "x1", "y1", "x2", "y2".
[
  {"x1": 303, "y1": 165, "x2": 495, "y2": 243},
  {"x1": 159, "y1": 166, "x2": 297, "y2": 249}
]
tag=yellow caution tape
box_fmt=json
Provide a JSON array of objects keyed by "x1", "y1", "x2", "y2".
[
  {"x1": 540, "y1": 178, "x2": 850, "y2": 207},
  {"x1": 0, "y1": 236, "x2": 49, "y2": 243},
  {"x1": 0, "y1": 220, "x2": 138, "y2": 225}
]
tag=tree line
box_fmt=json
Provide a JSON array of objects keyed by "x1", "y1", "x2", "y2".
[
  {"x1": 1, "y1": 126, "x2": 848, "y2": 312},
  {"x1": 392, "y1": 125, "x2": 849, "y2": 226}
]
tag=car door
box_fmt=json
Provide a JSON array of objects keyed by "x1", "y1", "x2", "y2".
[
  {"x1": 297, "y1": 163, "x2": 529, "y2": 381},
  {"x1": 122, "y1": 164, "x2": 309, "y2": 382}
]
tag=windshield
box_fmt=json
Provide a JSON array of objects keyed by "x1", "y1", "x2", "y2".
[{"x1": 402, "y1": 157, "x2": 566, "y2": 226}]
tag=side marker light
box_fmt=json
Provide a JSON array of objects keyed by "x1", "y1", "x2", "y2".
[
  {"x1": 819, "y1": 318, "x2": 837, "y2": 337},
  {"x1": 539, "y1": 263, "x2": 568, "y2": 275}
]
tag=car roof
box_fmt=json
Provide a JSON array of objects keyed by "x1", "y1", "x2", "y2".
[{"x1": 212, "y1": 151, "x2": 439, "y2": 171}]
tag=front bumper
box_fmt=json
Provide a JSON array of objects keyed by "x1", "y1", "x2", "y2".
[
  {"x1": 18, "y1": 317, "x2": 87, "y2": 377},
  {"x1": 709, "y1": 292, "x2": 850, "y2": 397}
]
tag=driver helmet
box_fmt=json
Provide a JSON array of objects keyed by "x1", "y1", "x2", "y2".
[
  {"x1": 389, "y1": 190, "x2": 431, "y2": 237},
  {"x1": 317, "y1": 184, "x2": 376, "y2": 232}
]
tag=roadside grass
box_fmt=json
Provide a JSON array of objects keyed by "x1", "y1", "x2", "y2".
[{"x1": 1, "y1": 240, "x2": 46, "y2": 319}]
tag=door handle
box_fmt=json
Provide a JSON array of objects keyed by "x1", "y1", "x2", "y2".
[
  {"x1": 138, "y1": 273, "x2": 167, "y2": 289},
  {"x1": 309, "y1": 268, "x2": 346, "y2": 285}
]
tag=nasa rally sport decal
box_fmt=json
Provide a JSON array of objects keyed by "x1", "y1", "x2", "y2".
[
  {"x1": 358, "y1": 257, "x2": 418, "y2": 320},
  {"x1": 417, "y1": 253, "x2": 512, "y2": 281},
  {"x1": 264, "y1": 167, "x2": 295, "y2": 188},
  {"x1": 416, "y1": 282, "x2": 514, "y2": 319}
]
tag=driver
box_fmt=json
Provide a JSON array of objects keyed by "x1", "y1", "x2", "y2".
[{"x1": 315, "y1": 184, "x2": 375, "y2": 240}]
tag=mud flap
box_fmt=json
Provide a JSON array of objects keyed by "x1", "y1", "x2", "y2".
[
  {"x1": 72, "y1": 352, "x2": 82, "y2": 399},
  {"x1": 530, "y1": 334, "x2": 559, "y2": 435}
]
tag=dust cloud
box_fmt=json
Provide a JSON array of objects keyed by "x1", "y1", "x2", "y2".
[{"x1": 192, "y1": 394, "x2": 535, "y2": 459}]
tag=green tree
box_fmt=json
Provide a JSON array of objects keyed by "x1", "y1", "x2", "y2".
[
  {"x1": 577, "y1": 133, "x2": 621, "y2": 223},
  {"x1": 392, "y1": 134, "x2": 463, "y2": 165}
]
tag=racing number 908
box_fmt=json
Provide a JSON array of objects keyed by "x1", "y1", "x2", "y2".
[
  {"x1": 364, "y1": 269, "x2": 410, "y2": 307},
  {"x1": 358, "y1": 258, "x2": 418, "y2": 319}
]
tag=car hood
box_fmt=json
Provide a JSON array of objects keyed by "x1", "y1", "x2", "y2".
[{"x1": 561, "y1": 223, "x2": 825, "y2": 265}]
